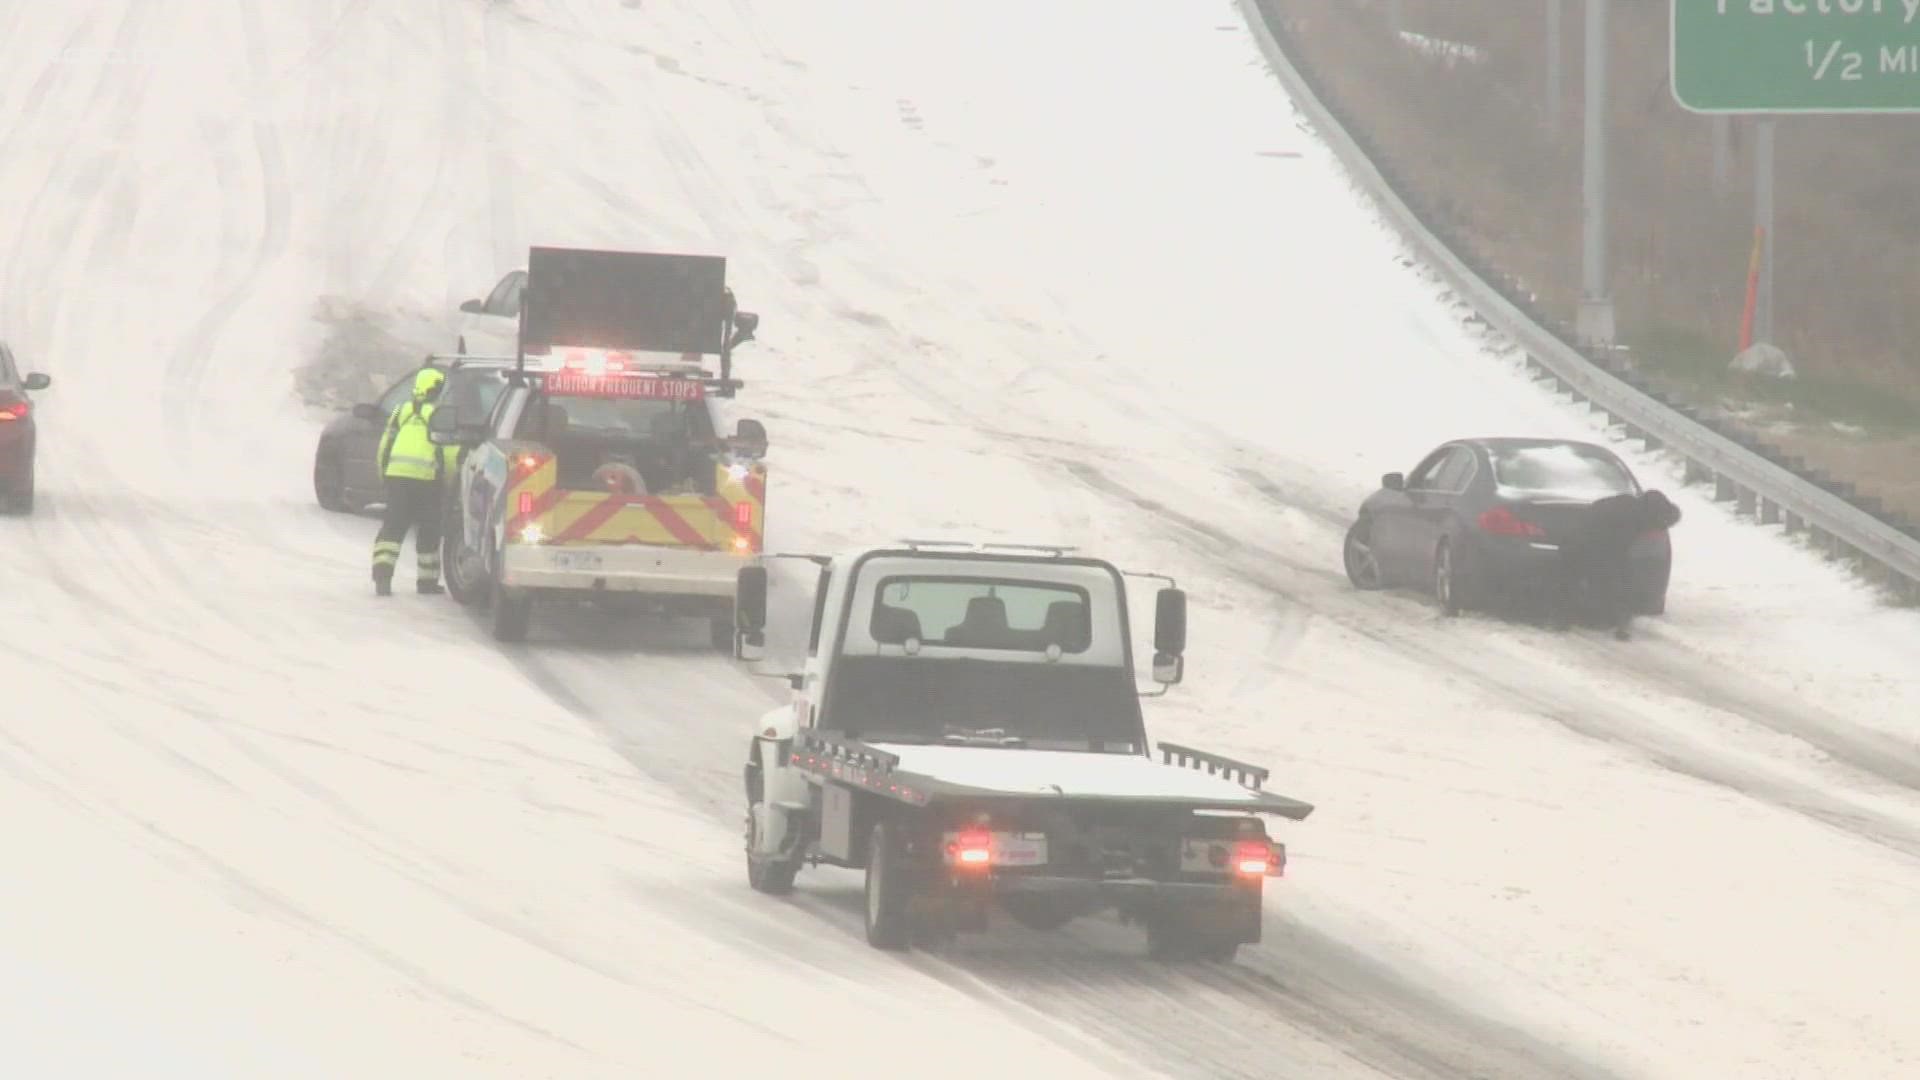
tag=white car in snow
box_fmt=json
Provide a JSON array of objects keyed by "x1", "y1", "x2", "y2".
[{"x1": 453, "y1": 268, "x2": 527, "y2": 356}]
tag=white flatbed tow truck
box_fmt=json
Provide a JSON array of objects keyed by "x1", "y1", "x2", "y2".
[{"x1": 732, "y1": 540, "x2": 1315, "y2": 960}]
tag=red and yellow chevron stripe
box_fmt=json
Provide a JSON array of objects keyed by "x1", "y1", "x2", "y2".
[{"x1": 502, "y1": 449, "x2": 765, "y2": 553}]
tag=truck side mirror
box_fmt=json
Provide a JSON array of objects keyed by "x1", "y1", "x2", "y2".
[
  {"x1": 1381, "y1": 472, "x2": 1405, "y2": 491},
  {"x1": 1152, "y1": 588, "x2": 1186, "y2": 686},
  {"x1": 736, "y1": 565, "x2": 769, "y2": 639},
  {"x1": 1154, "y1": 587, "x2": 1186, "y2": 656},
  {"x1": 459, "y1": 298, "x2": 485, "y2": 314},
  {"x1": 731, "y1": 418, "x2": 768, "y2": 457}
]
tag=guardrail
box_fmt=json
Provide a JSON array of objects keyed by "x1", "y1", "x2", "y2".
[{"x1": 1238, "y1": 0, "x2": 1920, "y2": 603}]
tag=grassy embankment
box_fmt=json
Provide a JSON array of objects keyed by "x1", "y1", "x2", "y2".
[{"x1": 1262, "y1": 0, "x2": 1920, "y2": 518}]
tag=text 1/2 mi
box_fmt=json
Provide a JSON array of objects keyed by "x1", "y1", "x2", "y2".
[{"x1": 1806, "y1": 39, "x2": 1920, "y2": 77}]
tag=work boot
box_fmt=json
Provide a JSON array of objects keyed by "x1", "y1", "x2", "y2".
[
  {"x1": 1613, "y1": 624, "x2": 1631, "y2": 642},
  {"x1": 374, "y1": 567, "x2": 393, "y2": 596},
  {"x1": 417, "y1": 579, "x2": 444, "y2": 595}
]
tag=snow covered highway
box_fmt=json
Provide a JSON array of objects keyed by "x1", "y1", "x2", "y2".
[{"x1": 4, "y1": 0, "x2": 1920, "y2": 1077}]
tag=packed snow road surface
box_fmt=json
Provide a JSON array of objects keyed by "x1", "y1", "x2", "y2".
[{"x1": 4, "y1": 0, "x2": 1919, "y2": 1078}]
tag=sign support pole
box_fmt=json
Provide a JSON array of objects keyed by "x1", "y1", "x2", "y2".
[
  {"x1": 1754, "y1": 118, "x2": 1776, "y2": 347},
  {"x1": 1577, "y1": 0, "x2": 1615, "y2": 348},
  {"x1": 1547, "y1": 0, "x2": 1563, "y2": 135}
]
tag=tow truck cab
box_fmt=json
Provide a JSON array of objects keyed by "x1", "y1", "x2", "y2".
[{"x1": 735, "y1": 542, "x2": 1314, "y2": 960}]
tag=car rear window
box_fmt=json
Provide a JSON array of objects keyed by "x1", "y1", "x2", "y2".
[{"x1": 1490, "y1": 444, "x2": 1637, "y2": 499}]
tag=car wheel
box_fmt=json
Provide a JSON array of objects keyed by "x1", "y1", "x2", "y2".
[
  {"x1": 313, "y1": 447, "x2": 350, "y2": 513},
  {"x1": 1342, "y1": 519, "x2": 1386, "y2": 590},
  {"x1": 1433, "y1": 538, "x2": 1462, "y2": 617}
]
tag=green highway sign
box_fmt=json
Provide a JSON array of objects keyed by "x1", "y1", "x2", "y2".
[{"x1": 1672, "y1": 0, "x2": 1920, "y2": 113}]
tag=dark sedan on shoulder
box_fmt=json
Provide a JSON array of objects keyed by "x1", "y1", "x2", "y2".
[
  {"x1": 1342, "y1": 437, "x2": 1672, "y2": 618},
  {"x1": 313, "y1": 355, "x2": 514, "y2": 513},
  {"x1": 1, "y1": 341, "x2": 53, "y2": 515}
]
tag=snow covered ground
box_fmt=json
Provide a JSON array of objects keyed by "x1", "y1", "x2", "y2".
[{"x1": 4, "y1": 0, "x2": 1919, "y2": 1077}]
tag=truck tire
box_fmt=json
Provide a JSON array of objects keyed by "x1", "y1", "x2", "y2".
[
  {"x1": 864, "y1": 821, "x2": 915, "y2": 950},
  {"x1": 491, "y1": 553, "x2": 532, "y2": 641},
  {"x1": 444, "y1": 511, "x2": 486, "y2": 606},
  {"x1": 745, "y1": 804, "x2": 800, "y2": 895}
]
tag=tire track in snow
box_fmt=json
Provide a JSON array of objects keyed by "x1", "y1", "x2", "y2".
[{"x1": 162, "y1": 0, "x2": 292, "y2": 440}]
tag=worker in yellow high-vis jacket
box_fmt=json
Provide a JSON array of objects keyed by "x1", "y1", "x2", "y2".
[{"x1": 371, "y1": 366, "x2": 458, "y2": 596}]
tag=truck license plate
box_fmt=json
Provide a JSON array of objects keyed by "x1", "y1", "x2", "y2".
[
  {"x1": 549, "y1": 550, "x2": 603, "y2": 571},
  {"x1": 994, "y1": 833, "x2": 1047, "y2": 867}
]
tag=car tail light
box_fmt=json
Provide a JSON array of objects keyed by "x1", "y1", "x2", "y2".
[
  {"x1": 0, "y1": 400, "x2": 26, "y2": 422},
  {"x1": 950, "y1": 826, "x2": 992, "y2": 868},
  {"x1": 511, "y1": 451, "x2": 552, "y2": 482},
  {"x1": 1233, "y1": 839, "x2": 1276, "y2": 877},
  {"x1": 1477, "y1": 506, "x2": 1545, "y2": 538}
]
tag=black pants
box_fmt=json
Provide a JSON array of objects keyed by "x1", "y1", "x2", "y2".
[{"x1": 371, "y1": 477, "x2": 444, "y2": 583}]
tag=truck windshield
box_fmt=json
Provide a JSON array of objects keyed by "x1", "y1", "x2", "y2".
[{"x1": 825, "y1": 657, "x2": 1145, "y2": 750}]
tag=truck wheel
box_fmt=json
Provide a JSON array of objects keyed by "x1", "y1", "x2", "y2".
[
  {"x1": 864, "y1": 821, "x2": 915, "y2": 950},
  {"x1": 444, "y1": 512, "x2": 484, "y2": 606},
  {"x1": 490, "y1": 553, "x2": 532, "y2": 641},
  {"x1": 745, "y1": 804, "x2": 800, "y2": 895}
]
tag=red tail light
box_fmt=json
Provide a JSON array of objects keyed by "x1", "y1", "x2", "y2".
[
  {"x1": 951, "y1": 826, "x2": 992, "y2": 868},
  {"x1": 1477, "y1": 506, "x2": 1545, "y2": 538},
  {"x1": 517, "y1": 491, "x2": 534, "y2": 516},
  {"x1": 511, "y1": 451, "x2": 552, "y2": 483},
  {"x1": 733, "y1": 500, "x2": 752, "y2": 527},
  {"x1": 0, "y1": 400, "x2": 26, "y2": 422},
  {"x1": 1233, "y1": 839, "x2": 1275, "y2": 877}
]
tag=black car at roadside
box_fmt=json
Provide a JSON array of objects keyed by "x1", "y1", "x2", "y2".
[
  {"x1": 313, "y1": 356, "x2": 514, "y2": 513},
  {"x1": 1342, "y1": 437, "x2": 1672, "y2": 619},
  {"x1": 0, "y1": 341, "x2": 53, "y2": 515}
]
